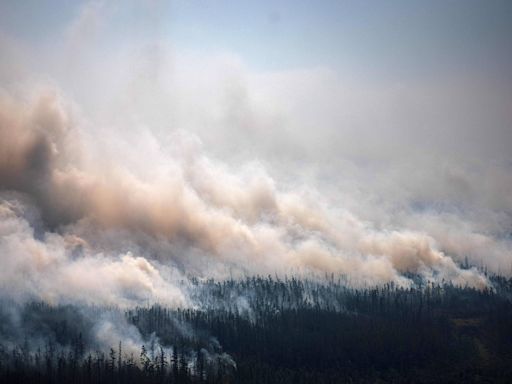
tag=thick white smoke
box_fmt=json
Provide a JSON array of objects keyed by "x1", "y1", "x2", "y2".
[
  {"x1": 0, "y1": 0, "x2": 510, "y2": 316},
  {"x1": 0, "y1": 90, "x2": 490, "y2": 308},
  {"x1": 0, "y1": 193, "x2": 188, "y2": 308},
  {"x1": 1, "y1": 1, "x2": 511, "y2": 358}
]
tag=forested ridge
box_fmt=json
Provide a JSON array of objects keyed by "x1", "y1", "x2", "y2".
[{"x1": 1, "y1": 274, "x2": 511, "y2": 383}]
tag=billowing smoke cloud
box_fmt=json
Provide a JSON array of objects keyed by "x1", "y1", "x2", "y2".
[
  {"x1": 0, "y1": 0, "x2": 510, "y2": 325},
  {"x1": 0, "y1": 90, "x2": 490, "y2": 306},
  {"x1": 0, "y1": 191, "x2": 187, "y2": 308},
  {"x1": 1, "y1": 0, "x2": 511, "y2": 358}
]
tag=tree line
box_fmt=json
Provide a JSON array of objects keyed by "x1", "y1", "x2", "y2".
[{"x1": 1, "y1": 273, "x2": 511, "y2": 383}]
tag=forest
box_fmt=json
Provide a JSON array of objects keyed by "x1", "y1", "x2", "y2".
[{"x1": 0, "y1": 273, "x2": 511, "y2": 383}]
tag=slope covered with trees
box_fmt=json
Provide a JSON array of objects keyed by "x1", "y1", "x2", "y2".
[{"x1": 1, "y1": 274, "x2": 511, "y2": 383}]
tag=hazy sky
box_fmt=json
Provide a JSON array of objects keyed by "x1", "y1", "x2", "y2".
[
  {"x1": 1, "y1": 0, "x2": 512, "y2": 76},
  {"x1": 2, "y1": 0, "x2": 510, "y2": 157}
]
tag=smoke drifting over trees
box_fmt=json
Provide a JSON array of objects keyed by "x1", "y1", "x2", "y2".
[
  {"x1": 0, "y1": 91, "x2": 493, "y2": 308},
  {"x1": 0, "y1": 1, "x2": 511, "y2": 382},
  {"x1": 1, "y1": 277, "x2": 512, "y2": 383}
]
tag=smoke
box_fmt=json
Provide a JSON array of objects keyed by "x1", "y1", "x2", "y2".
[
  {"x1": 0, "y1": 90, "x2": 491, "y2": 302},
  {"x1": 0, "y1": 192, "x2": 187, "y2": 308},
  {"x1": 1, "y1": 0, "x2": 511, "y2": 359}
]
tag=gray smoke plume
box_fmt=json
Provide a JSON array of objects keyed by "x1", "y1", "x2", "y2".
[
  {"x1": 0, "y1": 91, "x2": 490, "y2": 306},
  {"x1": 1, "y1": 0, "x2": 511, "y2": 356}
]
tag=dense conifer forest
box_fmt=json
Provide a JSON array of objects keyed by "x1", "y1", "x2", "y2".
[{"x1": 1, "y1": 274, "x2": 511, "y2": 383}]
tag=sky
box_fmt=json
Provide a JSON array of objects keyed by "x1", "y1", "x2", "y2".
[
  {"x1": 2, "y1": 1, "x2": 512, "y2": 72},
  {"x1": 0, "y1": 1, "x2": 511, "y2": 307}
]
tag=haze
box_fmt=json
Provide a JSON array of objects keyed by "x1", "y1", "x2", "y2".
[{"x1": 1, "y1": 0, "x2": 511, "y2": 307}]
